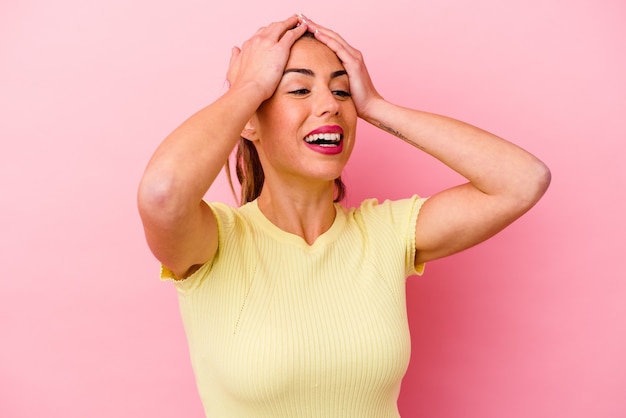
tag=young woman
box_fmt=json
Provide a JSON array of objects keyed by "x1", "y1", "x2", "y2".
[{"x1": 138, "y1": 14, "x2": 550, "y2": 417}]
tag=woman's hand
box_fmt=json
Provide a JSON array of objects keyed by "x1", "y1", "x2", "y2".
[
  {"x1": 301, "y1": 16, "x2": 384, "y2": 120},
  {"x1": 227, "y1": 15, "x2": 308, "y2": 103}
]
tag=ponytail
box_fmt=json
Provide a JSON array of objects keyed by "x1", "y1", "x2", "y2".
[{"x1": 226, "y1": 138, "x2": 346, "y2": 205}]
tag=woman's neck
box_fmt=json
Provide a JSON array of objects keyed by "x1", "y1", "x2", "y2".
[{"x1": 257, "y1": 180, "x2": 337, "y2": 245}]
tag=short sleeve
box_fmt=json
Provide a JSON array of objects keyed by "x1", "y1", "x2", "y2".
[
  {"x1": 406, "y1": 196, "x2": 428, "y2": 276},
  {"x1": 355, "y1": 195, "x2": 429, "y2": 278}
]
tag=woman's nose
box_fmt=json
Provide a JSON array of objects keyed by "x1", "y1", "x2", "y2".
[{"x1": 315, "y1": 89, "x2": 340, "y2": 116}]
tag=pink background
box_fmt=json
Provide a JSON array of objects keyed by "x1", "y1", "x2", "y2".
[{"x1": 1, "y1": 0, "x2": 625, "y2": 417}]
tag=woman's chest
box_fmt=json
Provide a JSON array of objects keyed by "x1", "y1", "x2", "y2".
[{"x1": 183, "y1": 254, "x2": 411, "y2": 405}]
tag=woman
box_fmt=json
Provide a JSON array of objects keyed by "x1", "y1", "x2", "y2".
[{"x1": 138, "y1": 14, "x2": 550, "y2": 418}]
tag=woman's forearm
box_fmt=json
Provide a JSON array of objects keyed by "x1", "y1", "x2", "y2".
[
  {"x1": 363, "y1": 99, "x2": 551, "y2": 205},
  {"x1": 138, "y1": 85, "x2": 261, "y2": 222}
]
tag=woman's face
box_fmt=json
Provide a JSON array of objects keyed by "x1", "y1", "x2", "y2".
[{"x1": 249, "y1": 37, "x2": 357, "y2": 186}]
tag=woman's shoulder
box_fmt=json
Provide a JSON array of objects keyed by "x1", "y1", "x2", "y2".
[
  {"x1": 345, "y1": 195, "x2": 426, "y2": 220},
  {"x1": 207, "y1": 199, "x2": 259, "y2": 223}
]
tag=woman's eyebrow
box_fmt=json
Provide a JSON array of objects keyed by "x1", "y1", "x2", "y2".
[
  {"x1": 284, "y1": 68, "x2": 315, "y2": 76},
  {"x1": 283, "y1": 68, "x2": 348, "y2": 79}
]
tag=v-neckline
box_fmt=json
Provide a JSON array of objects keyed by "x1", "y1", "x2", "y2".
[{"x1": 245, "y1": 199, "x2": 346, "y2": 251}]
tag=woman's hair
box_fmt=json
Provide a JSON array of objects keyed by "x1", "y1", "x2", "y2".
[{"x1": 225, "y1": 30, "x2": 346, "y2": 205}]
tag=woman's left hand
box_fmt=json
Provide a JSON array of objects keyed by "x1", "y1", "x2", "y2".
[{"x1": 300, "y1": 16, "x2": 384, "y2": 120}]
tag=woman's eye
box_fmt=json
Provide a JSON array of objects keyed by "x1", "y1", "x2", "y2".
[
  {"x1": 333, "y1": 90, "x2": 352, "y2": 98},
  {"x1": 289, "y1": 89, "x2": 310, "y2": 95}
]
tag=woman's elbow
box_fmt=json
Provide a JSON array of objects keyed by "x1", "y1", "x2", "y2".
[
  {"x1": 137, "y1": 170, "x2": 188, "y2": 226},
  {"x1": 531, "y1": 160, "x2": 551, "y2": 198},
  {"x1": 518, "y1": 159, "x2": 552, "y2": 211}
]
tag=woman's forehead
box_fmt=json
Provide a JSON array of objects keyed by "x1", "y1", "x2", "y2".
[{"x1": 287, "y1": 38, "x2": 343, "y2": 70}]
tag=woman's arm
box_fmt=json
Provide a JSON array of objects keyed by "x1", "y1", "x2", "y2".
[
  {"x1": 137, "y1": 16, "x2": 308, "y2": 278},
  {"x1": 306, "y1": 17, "x2": 550, "y2": 264},
  {"x1": 364, "y1": 102, "x2": 551, "y2": 264}
]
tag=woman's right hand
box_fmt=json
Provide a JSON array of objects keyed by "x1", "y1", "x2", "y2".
[{"x1": 227, "y1": 15, "x2": 308, "y2": 102}]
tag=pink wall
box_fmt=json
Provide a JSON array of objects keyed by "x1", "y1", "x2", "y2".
[{"x1": 1, "y1": 0, "x2": 624, "y2": 417}]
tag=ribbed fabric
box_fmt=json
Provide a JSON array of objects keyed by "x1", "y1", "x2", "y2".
[{"x1": 162, "y1": 196, "x2": 427, "y2": 418}]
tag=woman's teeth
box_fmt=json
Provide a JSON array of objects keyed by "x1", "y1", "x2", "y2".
[{"x1": 304, "y1": 133, "x2": 342, "y2": 144}]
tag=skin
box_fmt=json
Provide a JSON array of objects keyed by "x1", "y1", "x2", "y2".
[
  {"x1": 137, "y1": 15, "x2": 551, "y2": 279},
  {"x1": 245, "y1": 36, "x2": 357, "y2": 245}
]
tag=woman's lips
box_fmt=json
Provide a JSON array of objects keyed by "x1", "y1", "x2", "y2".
[
  {"x1": 303, "y1": 125, "x2": 344, "y2": 155},
  {"x1": 304, "y1": 139, "x2": 344, "y2": 155},
  {"x1": 304, "y1": 125, "x2": 344, "y2": 137}
]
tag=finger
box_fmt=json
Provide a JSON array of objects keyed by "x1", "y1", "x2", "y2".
[
  {"x1": 277, "y1": 22, "x2": 308, "y2": 47},
  {"x1": 313, "y1": 30, "x2": 361, "y2": 67},
  {"x1": 302, "y1": 19, "x2": 358, "y2": 58},
  {"x1": 229, "y1": 46, "x2": 241, "y2": 66},
  {"x1": 298, "y1": 17, "x2": 329, "y2": 39},
  {"x1": 262, "y1": 15, "x2": 302, "y2": 40},
  {"x1": 313, "y1": 26, "x2": 353, "y2": 54},
  {"x1": 226, "y1": 46, "x2": 241, "y2": 82}
]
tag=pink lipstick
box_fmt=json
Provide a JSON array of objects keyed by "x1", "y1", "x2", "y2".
[{"x1": 303, "y1": 125, "x2": 344, "y2": 155}]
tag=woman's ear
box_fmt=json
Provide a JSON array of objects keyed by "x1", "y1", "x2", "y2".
[{"x1": 241, "y1": 118, "x2": 259, "y2": 142}]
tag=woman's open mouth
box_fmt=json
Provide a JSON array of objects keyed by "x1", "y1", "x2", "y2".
[{"x1": 303, "y1": 127, "x2": 344, "y2": 155}]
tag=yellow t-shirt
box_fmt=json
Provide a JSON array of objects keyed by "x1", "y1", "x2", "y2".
[{"x1": 162, "y1": 196, "x2": 427, "y2": 417}]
